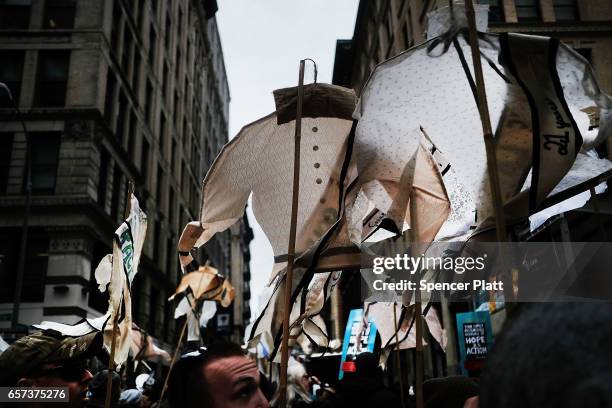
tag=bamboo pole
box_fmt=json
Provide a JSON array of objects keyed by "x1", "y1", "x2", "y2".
[
  {"x1": 105, "y1": 181, "x2": 134, "y2": 408},
  {"x1": 278, "y1": 59, "x2": 306, "y2": 408},
  {"x1": 393, "y1": 304, "x2": 406, "y2": 408}
]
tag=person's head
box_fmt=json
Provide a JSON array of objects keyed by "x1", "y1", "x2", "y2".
[
  {"x1": 118, "y1": 389, "x2": 143, "y2": 407},
  {"x1": 88, "y1": 369, "x2": 120, "y2": 404},
  {"x1": 167, "y1": 343, "x2": 269, "y2": 408},
  {"x1": 423, "y1": 376, "x2": 479, "y2": 408},
  {"x1": 480, "y1": 303, "x2": 612, "y2": 408},
  {"x1": 287, "y1": 359, "x2": 311, "y2": 404},
  {"x1": 287, "y1": 359, "x2": 309, "y2": 394},
  {"x1": 355, "y1": 352, "x2": 379, "y2": 378},
  {"x1": 0, "y1": 330, "x2": 101, "y2": 408}
]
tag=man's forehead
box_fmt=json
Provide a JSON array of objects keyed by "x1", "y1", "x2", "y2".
[{"x1": 205, "y1": 355, "x2": 258, "y2": 378}]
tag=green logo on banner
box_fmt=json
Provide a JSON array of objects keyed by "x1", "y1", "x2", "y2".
[{"x1": 119, "y1": 229, "x2": 134, "y2": 279}]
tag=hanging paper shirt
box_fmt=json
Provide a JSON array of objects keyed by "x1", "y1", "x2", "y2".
[{"x1": 354, "y1": 24, "x2": 612, "y2": 240}]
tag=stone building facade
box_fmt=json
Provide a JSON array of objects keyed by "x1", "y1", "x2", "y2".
[{"x1": 0, "y1": 0, "x2": 252, "y2": 344}]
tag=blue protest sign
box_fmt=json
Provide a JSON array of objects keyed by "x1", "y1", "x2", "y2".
[
  {"x1": 338, "y1": 308, "x2": 377, "y2": 380},
  {"x1": 456, "y1": 311, "x2": 493, "y2": 374}
]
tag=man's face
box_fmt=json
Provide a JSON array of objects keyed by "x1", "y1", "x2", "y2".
[
  {"x1": 203, "y1": 355, "x2": 269, "y2": 408},
  {"x1": 18, "y1": 361, "x2": 93, "y2": 408}
]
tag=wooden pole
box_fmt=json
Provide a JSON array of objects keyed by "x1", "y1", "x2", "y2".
[
  {"x1": 105, "y1": 181, "x2": 134, "y2": 408},
  {"x1": 464, "y1": 0, "x2": 506, "y2": 243},
  {"x1": 278, "y1": 59, "x2": 306, "y2": 408},
  {"x1": 393, "y1": 304, "x2": 406, "y2": 408},
  {"x1": 464, "y1": 0, "x2": 516, "y2": 305},
  {"x1": 157, "y1": 317, "x2": 189, "y2": 405},
  {"x1": 414, "y1": 292, "x2": 424, "y2": 408},
  {"x1": 409, "y1": 193, "x2": 424, "y2": 408},
  {"x1": 158, "y1": 261, "x2": 210, "y2": 405}
]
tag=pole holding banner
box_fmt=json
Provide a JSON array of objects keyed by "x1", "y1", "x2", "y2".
[
  {"x1": 105, "y1": 181, "x2": 134, "y2": 408},
  {"x1": 464, "y1": 0, "x2": 517, "y2": 306},
  {"x1": 464, "y1": 0, "x2": 506, "y2": 243},
  {"x1": 393, "y1": 304, "x2": 406, "y2": 408},
  {"x1": 409, "y1": 194, "x2": 424, "y2": 408},
  {"x1": 278, "y1": 59, "x2": 306, "y2": 408}
]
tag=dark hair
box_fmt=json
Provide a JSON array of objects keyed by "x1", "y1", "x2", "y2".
[
  {"x1": 167, "y1": 343, "x2": 245, "y2": 408},
  {"x1": 89, "y1": 369, "x2": 121, "y2": 403},
  {"x1": 355, "y1": 352, "x2": 379, "y2": 378},
  {"x1": 423, "y1": 376, "x2": 479, "y2": 408},
  {"x1": 480, "y1": 303, "x2": 612, "y2": 408}
]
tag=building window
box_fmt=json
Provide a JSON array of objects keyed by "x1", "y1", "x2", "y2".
[
  {"x1": 137, "y1": 0, "x2": 145, "y2": 30},
  {"x1": 24, "y1": 233, "x2": 49, "y2": 302},
  {"x1": 116, "y1": 91, "x2": 127, "y2": 142},
  {"x1": 148, "y1": 26, "x2": 157, "y2": 68},
  {"x1": 98, "y1": 149, "x2": 109, "y2": 206},
  {"x1": 165, "y1": 237, "x2": 173, "y2": 277},
  {"x1": 34, "y1": 51, "x2": 70, "y2": 107},
  {"x1": 480, "y1": 0, "x2": 504, "y2": 22},
  {"x1": 111, "y1": 2, "x2": 122, "y2": 52},
  {"x1": 156, "y1": 165, "x2": 164, "y2": 203},
  {"x1": 141, "y1": 138, "x2": 149, "y2": 185},
  {"x1": 44, "y1": 0, "x2": 76, "y2": 29},
  {"x1": 132, "y1": 51, "x2": 141, "y2": 95},
  {"x1": 173, "y1": 91, "x2": 179, "y2": 125},
  {"x1": 515, "y1": 0, "x2": 541, "y2": 21},
  {"x1": 165, "y1": 13, "x2": 171, "y2": 50},
  {"x1": 150, "y1": 0, "x2": 157, "y2": 20},
  {"x1": 0, "y1": 133, "x2": 13, "y2": 195},
  {"x1": 110, "y1": 165, "x2": 122, "y2": 221},
  {"x1": 0, "y1": 229, "x2": 50, "y2": 302},
  {"x1": 160, "y1": 113, "x2": 167, "y2": 150},
  {"x1": 0, "y1": 51, "x2": 24, "y2": 107},
  {"x1": 121, "y1": 29, "x2": 133, "y2": 74},
  {"x1": 163, "y1": 64, "x2": 169, "y2": 101},
  {"x1": 30, "y1": 132, "x2": 61, "y2": 194},
  {"x1": 128, "y1": 110, "x2": 137, "y2": 159},
  {"x1": 104, "y1": 69, "x2": 116, "y2": 124},
  {"x1": 175, "y1": 49, "x2": 181, "y2": 80},
  {"x1": 553, "y1": 0, "x2": 578, "y2": 21},
  {"x1": 0, "y1": 0, "x2": 31, "y2": 29},
  {"x1": 396, "y1": 0, "x2": 406, "y2": 18},
  {"x1": 171, "y1": 139, "x2": 176, "y2": 172},
  {"x1": 145, "y1": 80, "x2": 153, "y2": 125}
]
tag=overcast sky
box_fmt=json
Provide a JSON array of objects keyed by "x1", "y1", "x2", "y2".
[{"x1": 216, "y1": 1, "x2": 359, "y2": 317}]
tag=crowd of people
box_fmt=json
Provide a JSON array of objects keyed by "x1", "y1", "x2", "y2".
[{"x1": 1, "y1": 302, "x2": 610, "y2": 407}]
